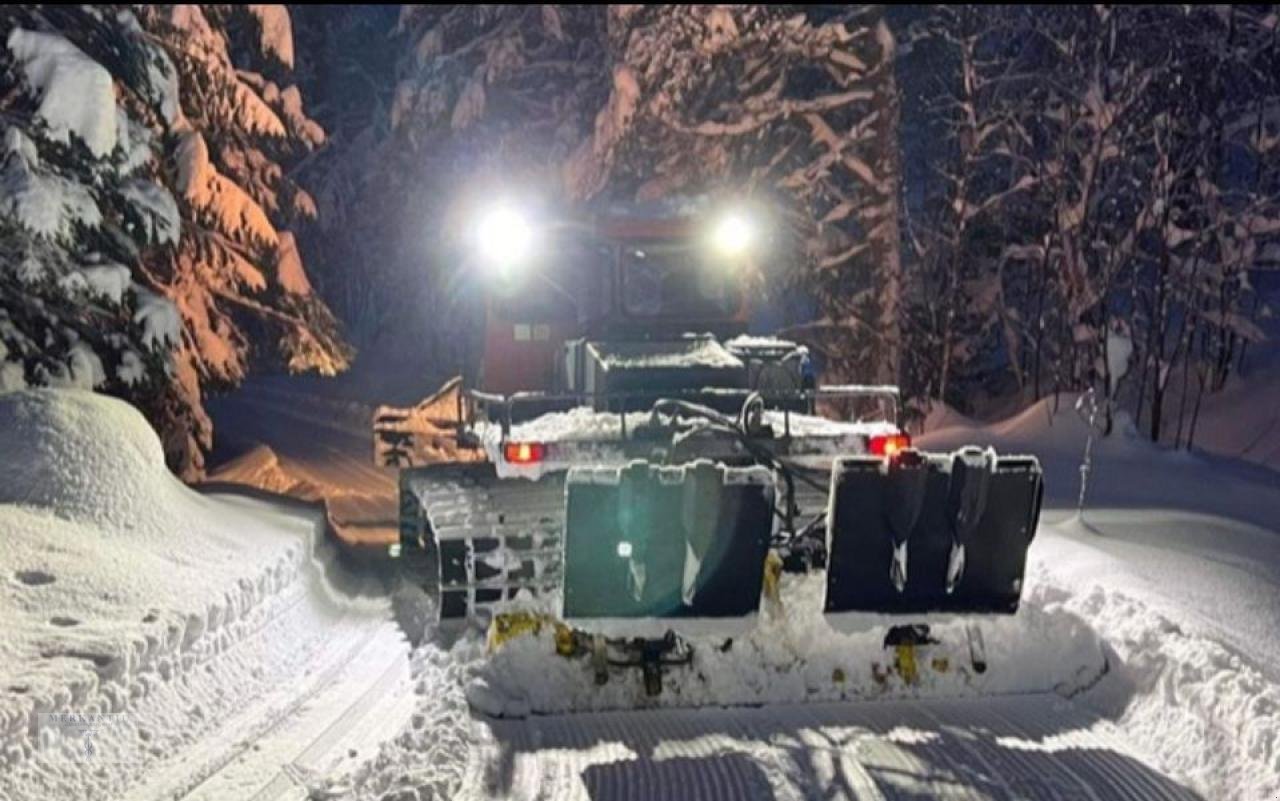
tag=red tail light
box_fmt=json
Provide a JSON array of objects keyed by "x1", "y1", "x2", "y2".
[
  {"x1": 868, "y1": 433, "x2": 911, "y2": 458},
  {"x1": 503, "y1": 441, "x2": 546, "y2": 465}
]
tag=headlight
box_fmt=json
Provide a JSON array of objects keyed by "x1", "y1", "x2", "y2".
[
  {"x1": 709, "y1": 210, "x2": 756, "y2": 259},
  {"x1": 475, "y1": 205, "x2": 534, "y2": 272}
]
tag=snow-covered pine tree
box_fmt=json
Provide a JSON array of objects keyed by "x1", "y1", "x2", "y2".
[
  {"x1": 0, "y1": 5, "x2": 349, "y2": 477},
  {"x1": 381, "y1": 6, "x2": 904, "y2": 386},
  {"x1": 288, "y1": 5, "x2": 399, "y2": 347},
  {"x1": 907, "y1": 5, "x2": 1278, "y2": 435},
  {"x1": 568, "y1": 6, "x2": 905, "y2": 385},
  {"x1": 900, "y1": 5, "x2": 1042, "y2": 411},
  {"x1": 332, "y1": 5, "x2": 608, "y2": 378}
]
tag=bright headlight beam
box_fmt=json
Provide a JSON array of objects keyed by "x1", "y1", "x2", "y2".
[
  {"x1": 476, "y1": 206, "x2": 534, "y2": 269},
  {"x1": 710, "y1": 212, "x2": 755, "y2": 258}
]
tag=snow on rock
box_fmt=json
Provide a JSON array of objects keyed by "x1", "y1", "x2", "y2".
[
  {"x1": 6, "y1": 29, "x2": 118, "y2": 158},
  {"x1": 0, "y1": 128, "x2": 102, "y2": 241},
  {"x1": 0, "y1": 390, "x2": 321, "y2": 774}
]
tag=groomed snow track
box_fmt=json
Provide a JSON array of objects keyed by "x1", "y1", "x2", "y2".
[{"x1": 467, "y1": 695, "x2": 1201, "y2": 801}]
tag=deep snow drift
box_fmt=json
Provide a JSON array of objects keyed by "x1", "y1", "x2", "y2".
[
  {"x1": 0, "y1": 391, "x2": 308, "y2": 741},
  {"x1": 0, "y1": 389, "x2": 411, "y2": 799}
]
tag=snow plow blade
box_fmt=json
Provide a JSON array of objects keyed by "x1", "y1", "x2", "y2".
[
  {"x1": 563, "y1": 461, "x2": 774, "y2": 621},
  {"x1": 825, "y1": 447, "x2": 1043, "y2": 616}
]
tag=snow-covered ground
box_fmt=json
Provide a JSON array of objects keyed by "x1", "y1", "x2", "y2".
[
  {"x1": 1181, "y1": 343, "x2": 1280, "y2": 473},
  {"x1": 0, "y1": 390, "x2": 412, "y2": 800},
  {"x1": 204, "y1": 376, "x2": 399, "y2": 550},
  {"x1": 323, "y1": 393, "x2": 1279, "y2": 801},
  {"x1": 4, "y1": 382, "x2": 1278, "y2": 800}
]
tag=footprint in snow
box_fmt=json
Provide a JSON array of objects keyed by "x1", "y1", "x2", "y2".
[{"x1": 49, "y1": 616, "x2": 79, "y2": 627}]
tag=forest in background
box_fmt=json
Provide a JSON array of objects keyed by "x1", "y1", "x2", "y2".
[{"x1": 1, "y1": 5, "x2": 1277, "y2": 475}]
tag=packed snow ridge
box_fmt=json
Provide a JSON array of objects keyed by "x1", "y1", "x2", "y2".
[{"x1": 0, "y1": 389, "x2": 392, "y2": 797}]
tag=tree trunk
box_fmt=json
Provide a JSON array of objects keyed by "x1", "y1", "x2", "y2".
[{"x1": 866, "y1": 18, "x2": 904, "y2": 386}]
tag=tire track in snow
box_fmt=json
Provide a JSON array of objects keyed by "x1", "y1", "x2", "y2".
[
  {"x1": 247, "y1": 643, "x2": 409, "y2": 801},
  {"x1": 133, "y1": 616, "x2": 377, "y2": 801},
  {"x1": 125, "y1": 610, "x2": 409, "y2": 801}
]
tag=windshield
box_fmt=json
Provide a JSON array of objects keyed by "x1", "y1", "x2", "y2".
[{"x1": 619, "y1": 243, "x2": 740, "y2": 319}]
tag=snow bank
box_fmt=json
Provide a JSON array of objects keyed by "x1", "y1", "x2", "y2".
[
  {"x1": 207, "y1": 442, "x2": 326, "y2": 500},
  {"x1": 1064, "y1": 580, "x2": 1279, "y2": 801},
  {"x1": 0, "y1": 387, "x2": 169, "y2": 524},
  {"x1": 1032, "y1": 519, "x2": 1280, "y2": 801},
  {"x1": 6, "y1": 29, "x2": 117, "y2": 158},
  {"x1": 920, "y1": 392, "x2": 1280, "y2": 533},
  {"x1": 0, "y1": 390, "x2": 321, "y2": 770},
  {"x1": 1185, "y1": 342, "x2": 1280, "y2": 471}
]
